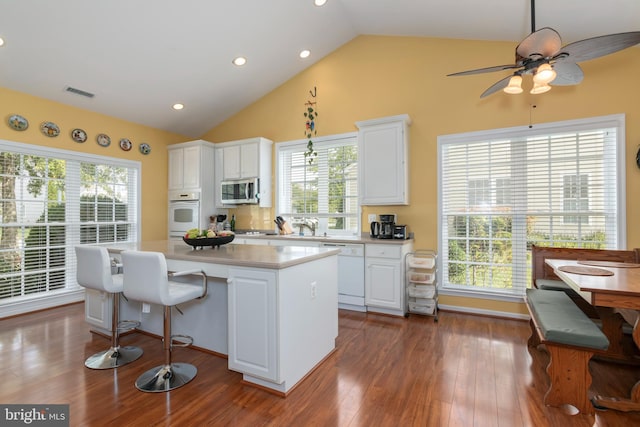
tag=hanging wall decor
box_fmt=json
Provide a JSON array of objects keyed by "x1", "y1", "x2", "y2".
[{"x1": 303, "y1": 86, "x2": 318, "y2": 164}]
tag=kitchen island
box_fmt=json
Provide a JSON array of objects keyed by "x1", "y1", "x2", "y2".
[{"x1": 97, "y1": 240, "x2": 339, "y2": 395}]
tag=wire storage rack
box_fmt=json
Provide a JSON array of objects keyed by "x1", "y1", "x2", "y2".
[{"x1": 405, "y1": 249, "x2": 438, "y2": 321}]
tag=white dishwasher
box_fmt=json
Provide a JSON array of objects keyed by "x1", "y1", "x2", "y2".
[{"x1": 322, "y1": 243, "x2": 365, "y2": 312}]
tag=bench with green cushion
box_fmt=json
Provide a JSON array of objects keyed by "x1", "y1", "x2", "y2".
[
  {"x1": 526, "y1": 288, "x2": 609, "y2": 349},
  {"x1": 535, "y1": 278, "x2": 600, "y2": 319},
  {"x1": 525, "y1": 288, "x2": 610, "y2": 415}
]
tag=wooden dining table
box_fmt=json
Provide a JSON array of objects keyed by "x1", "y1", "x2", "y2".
[{"x1": 546, "y1": 258, "x2": 640, "y2": 412}]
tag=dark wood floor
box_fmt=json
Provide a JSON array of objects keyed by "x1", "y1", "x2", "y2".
[{"x1": 2, "y1": 303, "x2": 640, "y2": 426}]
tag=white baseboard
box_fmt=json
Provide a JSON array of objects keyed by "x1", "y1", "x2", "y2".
[
  {"x1": 0, "y1": 290, "x2": 84, "y2": 319},
  {"x1": 437, "y1": 303, "x2": 529, "y2": 320}
]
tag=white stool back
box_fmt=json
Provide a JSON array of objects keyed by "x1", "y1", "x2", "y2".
[
  {"x1": 75, "y1": 246, "x2": 122, "y2": 293},
  {"x1": 121, "y1": 250, "x2": 204, "y2": 307}
]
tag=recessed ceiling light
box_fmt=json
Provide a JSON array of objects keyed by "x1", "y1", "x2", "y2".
[
  {"x1": 0, "y1": 37, "x2": 5, "y2": 47},
  {"x1": 314, "y1": 0, "x2": 327, "y2": 6},
  {"x1": 232, "y1": 56, "x2": 247, "y2": 66},
  {"x1": 172, "y1": 103, "x2": 184, "y2": 110},
  {"x1": 299, "y1": 50, "x2": 311, "y2": 59}
]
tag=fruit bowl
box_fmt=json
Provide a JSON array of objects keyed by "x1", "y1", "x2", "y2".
[{"x1": 182, "y1": 235, "x2": 235, "y2": 249}]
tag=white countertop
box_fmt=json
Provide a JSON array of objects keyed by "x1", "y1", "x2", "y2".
[
  {"x1": 105, "y1": 240, "x2": 339, "y2": 269},
  {"x1": 236, "y1": 233, "x2": 412, "y2": 245}
]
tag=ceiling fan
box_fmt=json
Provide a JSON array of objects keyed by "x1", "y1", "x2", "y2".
[{"x1": 447, "y1": 0, "x2": 640, "y2": 98}]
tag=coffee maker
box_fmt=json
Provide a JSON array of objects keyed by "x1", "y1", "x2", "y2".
[{"x1": 378, "y1": 214, "x2": 395, "y2": 239}]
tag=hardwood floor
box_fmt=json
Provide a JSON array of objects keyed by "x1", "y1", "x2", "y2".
[{"x1": 2, "y1": 303, "x2": 640, "y2": 426}]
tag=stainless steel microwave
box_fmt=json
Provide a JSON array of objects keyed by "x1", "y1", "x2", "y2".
[{"x1": 220, "y1": 178, "x2": 259, "y2": 204}]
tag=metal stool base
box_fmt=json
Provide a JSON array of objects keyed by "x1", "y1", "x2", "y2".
[
  {"x1": 135, "y1": 363, "x2": 197, "y2": 392},
  {"x1": 84, "y1": 346, "x2": 143, "y2": 370}
]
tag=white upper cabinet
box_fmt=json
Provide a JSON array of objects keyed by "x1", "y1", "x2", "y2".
[
  {"x1": 240, "y1": 142, "x2": 260, "y2": 178},
  {"x1": 221, "y1": 142, "x2": 260, "y2": 180},
  {"x1": 356, "y1": 114, "x2": 411, "y2": 205},
  {"x1": 168, "y1": 144, "x2": 213, "y2": 190},
  {"x1": 222, "y1": 145, "x2": 241, "y2": 180}
]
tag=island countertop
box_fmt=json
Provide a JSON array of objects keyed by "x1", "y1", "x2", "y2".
[{"x1": 105, "y1": 240, "x2": 340, "y2": 270}]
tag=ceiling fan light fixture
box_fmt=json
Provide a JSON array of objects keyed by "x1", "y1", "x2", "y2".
[
  {"x1": 503, "y1": 75, "x2": 523, "y2": 94},
  {"x1": 533, "y1": 63, "x2": 557, "y2": 85},
  {"x1": 530, "y1": 82, "x2": 551, "y2": 95}
]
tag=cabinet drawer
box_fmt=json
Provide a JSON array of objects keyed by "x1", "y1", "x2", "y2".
[{"x1": 365, "y1": 244, "x2": 402, "y2": 259}]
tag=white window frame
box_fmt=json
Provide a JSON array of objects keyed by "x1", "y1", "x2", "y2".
[
  {"x1": 275, "y1": 132, "x2": 360, "y2": 236},
  {"x1": 437, "y1": 114, "x2": 626, "y2": 302},
  {"x1": 0, "y1": 139, "x2": 141, "y2": 317}
]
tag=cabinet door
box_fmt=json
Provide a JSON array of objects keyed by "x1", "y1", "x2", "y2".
[
  {"x1": 84, "y1": 289, "x2": 112, "y2": 330},
  {"x1": 227, "y1": 268, "x2": 278, "y2": 381},
  {"x1": 365, "y1": 258, "x2": 402, "y2": 310},
  {"x1": 240, "y1": 142, "x2": 259, "y2": 178},
  {"x1": 223, "y1": 145, "x2": 241, "y2": 180},
  {"x1": 182, "y1": 145, "x2": 201, "y2": 189},
  {"x1": 358, "y1": 118, "x2": 408, "y2": 205},
  {"x1": 168, "y1": 149, "x2": 185, "y2": 190}
]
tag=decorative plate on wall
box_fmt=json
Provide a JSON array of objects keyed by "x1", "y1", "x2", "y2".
[
  {"x1": 139, "y1": 143, "x2": 151, "y2": 155},
  {"x1": 40, "y1": 122, "x2": 60, "y2": 137},
  {"x1": 71, "y1": 128, "x2": 87, "y2": 143},
  {"x1": 119, "y1": 138, "x2": 132, "y2": 151},
  {"x1": 96, "y1": 133, "x2": 111, "y2": 147},
  {"x1": 7, "y1": 114, "x2": 29, "y2": 131}
]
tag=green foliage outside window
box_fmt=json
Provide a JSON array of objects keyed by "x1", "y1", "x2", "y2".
[{"x1": 447, "y1": 215, "x2": 605, "y2": 289}]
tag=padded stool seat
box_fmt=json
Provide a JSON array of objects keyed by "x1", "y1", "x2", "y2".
[
  {"x1": 121, "y1": 250, "x2": 207, "y2": 392},
  {"x1": 75, "y1": 246, "x2": 143, "y2": 369}
]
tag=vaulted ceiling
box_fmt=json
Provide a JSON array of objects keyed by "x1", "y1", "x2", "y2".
[{"x1": 1, "y1": 0, "x2": 638, "y2": 137}]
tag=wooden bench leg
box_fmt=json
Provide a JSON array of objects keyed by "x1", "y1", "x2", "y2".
[
  {"x1": 527, "y1": 319, "x2": 541, "y2": 348},
  {"x1": 544, "y1": 345, "x2": 595, "y2": 416}
]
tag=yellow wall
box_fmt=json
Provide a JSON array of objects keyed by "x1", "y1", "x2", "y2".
[
  {"x1": 202, "y1": 35, "x2": 640, "y2": 316},
  {"x1": 0, "y1": 87, "x2": 189, "y2": 241}
]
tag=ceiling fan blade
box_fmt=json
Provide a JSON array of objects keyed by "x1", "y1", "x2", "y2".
[
  {"x1": 480, "y1": 75, "x2": 513, "y2": 98},
  {"x1": 550, "y1": 62, "x2": 583, "y2": 86},
  {"x1": 447, "y1": 64, "x2": 520, "y2": 77},
  {"x1": 558, "y1": 31, "x2": 640, "y2": 63},
  {"x1": 516, "y1": 27, "x2": 562, "y2": 61}
]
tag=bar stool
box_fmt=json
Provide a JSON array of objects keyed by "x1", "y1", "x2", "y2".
[
  {"x1": 121, "y1": 250, "x2": 207, "y2": 392},
  {"x1": 75, "y1": 246, "x2": 144, "y2": 369}
]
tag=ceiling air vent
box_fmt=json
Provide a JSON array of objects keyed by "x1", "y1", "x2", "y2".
[{"x1": 64, "y1": 86, "x2": 95, "y2": 98}]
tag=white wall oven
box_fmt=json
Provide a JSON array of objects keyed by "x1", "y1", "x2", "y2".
[{"x1": 168, "y1": 191, "x2": 200, "y2": 237}]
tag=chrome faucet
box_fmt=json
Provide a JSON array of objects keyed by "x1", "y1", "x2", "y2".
[{"x1": 293, "y1": 218, "x2": 317, "y2": 236}]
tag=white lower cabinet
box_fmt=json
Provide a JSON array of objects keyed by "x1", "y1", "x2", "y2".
[
  {"x1": 84, "y1": 289, "x2": 112, "y2": 331},
  {"x1": 366, "y1": 259, "x2": 402, "y2": 309},
  {"x1": 365, "y1": 242, "x2": 413, "y2": 316},
  {"x1": 227, "y1": 268, "x2": 278, "y2": 382}
]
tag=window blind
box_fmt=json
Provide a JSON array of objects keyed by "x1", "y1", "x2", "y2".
[
  {"x1": 276, "y1": 133, "x2": 359, "y2": 235},
  {"x1": 438, "y1": 115, "x2": 624, "y2": 298},
  {"x1": 0, "y1": 140, "x2": 139, "y2": 304}
]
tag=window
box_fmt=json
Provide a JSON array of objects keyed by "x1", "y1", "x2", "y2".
[
  {"x1": 276, "y1": 133, "x2": 359, "y2": 235},
  {"x1": 563, "y1": 174, "x2": 589, "y2": 224},
  {"x1": 438, "y1": 115, "x2": 624, "y2": 299},
  {"x1": 468, "y1": 179, "x2": 490, "y2": 206},
  {"x1": 0, "y1": 140, "x2": 139, "y2": 309}
]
